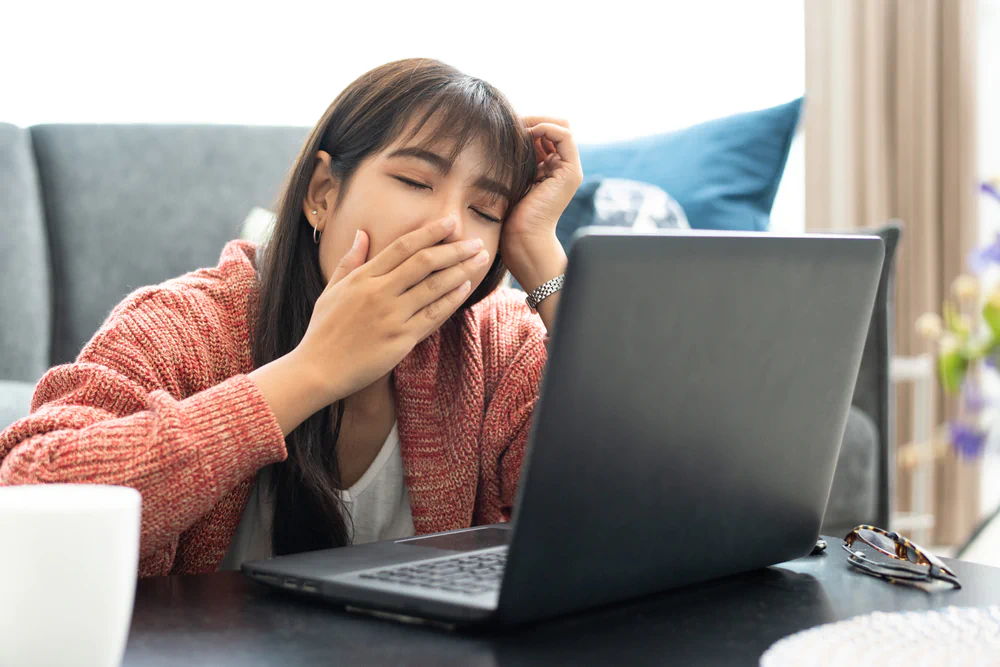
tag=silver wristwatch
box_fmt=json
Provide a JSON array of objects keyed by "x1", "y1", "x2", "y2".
[{"x1": 525, "y1": 274, "x2": 565, "y2": 313}]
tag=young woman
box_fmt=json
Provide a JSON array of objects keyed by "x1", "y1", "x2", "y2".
[{"x1": 0, "y1": 58, "x2": 583, "y2": 576}]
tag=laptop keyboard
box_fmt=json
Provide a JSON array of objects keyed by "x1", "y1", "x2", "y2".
[{"x1": 359, "y1": 550, "x2": 507, "y2": 596}]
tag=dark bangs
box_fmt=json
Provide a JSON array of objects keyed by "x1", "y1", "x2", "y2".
[{"x1": 391, "y1": 81, "x2": 538, "y2": 221}]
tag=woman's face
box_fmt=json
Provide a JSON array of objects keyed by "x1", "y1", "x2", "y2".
[{"x1": 304, "y1": 119, "x2": 510, "y2": 287}]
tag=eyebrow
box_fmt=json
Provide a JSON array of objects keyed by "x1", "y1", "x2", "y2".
[{"x1": 387, "y1": 147, "x2": 512, "y2": 203}]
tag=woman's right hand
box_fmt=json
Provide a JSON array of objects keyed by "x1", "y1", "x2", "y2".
[{"x1": 293, "y1": 216, "x2": 490, "y2": 407}]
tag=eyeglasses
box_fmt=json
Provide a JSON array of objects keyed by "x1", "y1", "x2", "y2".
[{"x1": 842, "y1": 525, "x2": 961, "y2": 589}]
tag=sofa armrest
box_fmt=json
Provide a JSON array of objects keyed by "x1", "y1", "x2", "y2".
[
  {"x1": 0, "y1": 380, "x2": 35, "y2": 433},
  {"x1": 825, "y1": 221, "x2": 902, "y2": 529}
]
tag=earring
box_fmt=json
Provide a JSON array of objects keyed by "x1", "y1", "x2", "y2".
[{"x1": 311, "y1": 210, "x2": 321, "y2": 244}]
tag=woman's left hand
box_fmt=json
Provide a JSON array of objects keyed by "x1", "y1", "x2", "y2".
[{"x1": 501, "y1": 116, "x2": 583, "y2": 294}]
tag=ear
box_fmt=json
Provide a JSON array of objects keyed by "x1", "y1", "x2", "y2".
[{"x1": 302, "y1": 150, "x2": 339, "y2": 231}]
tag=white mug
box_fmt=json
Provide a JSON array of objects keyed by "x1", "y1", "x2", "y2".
[{"x1": 0, "y1": 484, "x2": 141, "y2": 667}]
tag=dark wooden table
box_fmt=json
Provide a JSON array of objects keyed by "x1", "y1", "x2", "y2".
[{"x1": 123, "y1": 538, "x2": 1000, "y2": 666}]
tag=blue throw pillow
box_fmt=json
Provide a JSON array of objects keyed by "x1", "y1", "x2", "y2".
[{"x1": 572, "y1": 98, "x2": 803, "y2": 232}]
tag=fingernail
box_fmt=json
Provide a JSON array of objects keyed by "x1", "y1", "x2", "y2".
[
  {"x1": 441, "y1": 217, "x2": 457, "y2": 231},
  {"x1": 462, "y1": 239, "x2": 484, "y2": 253},
  {"x1": 460, "y1": 280, "x2": 472, "y2": 294},
  {"x1": 474, "y1": 250, "x2": 490, "y2": 266},
  {"x1": 353, "y1": 230, "x2": 362, "y2": 249}
]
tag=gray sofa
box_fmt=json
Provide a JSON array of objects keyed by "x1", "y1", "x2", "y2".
[{"x1": 0, "y1": 122, "x2": 895, "y2": 536}]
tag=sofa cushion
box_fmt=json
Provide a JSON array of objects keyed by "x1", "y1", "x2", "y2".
[
  {"x1": 30, "y1": 124, "x2": 310, "y2": 365},
  {"x1": 0, "y1": 380, "x2": 36, "y2": 434},
  {"x1": 0, "y1": 124, "x2": 51, "y2": 383},
  {"x1": 576, "y1": 98, "x2": 803, "y2": 232},
  {"x1": 821, "y1": 405, "x2": 879, "y2": 536}
]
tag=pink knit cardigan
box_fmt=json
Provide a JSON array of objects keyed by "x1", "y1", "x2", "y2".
[{"x1": 0, "y1": 240, "x2": 548, "y2": 576}]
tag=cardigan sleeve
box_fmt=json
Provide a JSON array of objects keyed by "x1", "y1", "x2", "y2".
[
  {"x1": 0, "y1": 289, "x2": 287, "y2": 570},
  {"x1": 479, "y1": 295, "x2": 549, "y2": 518}
]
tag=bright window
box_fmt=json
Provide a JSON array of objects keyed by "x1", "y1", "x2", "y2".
[{"x1": 2, "y1": 0, "x2": 805, "y2": 230}]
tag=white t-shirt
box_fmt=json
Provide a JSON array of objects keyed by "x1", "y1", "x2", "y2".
[{"x1": 217, "y1": 421, "x2": 415, "y2": 571}]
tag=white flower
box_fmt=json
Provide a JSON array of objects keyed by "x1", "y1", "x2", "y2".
[
  {"x1": 915, "y1": 312, "x2": 944, "y2": 340},
  {"x1": 952, "y1": 274, "x2": 980, "y2": 303},
  {"x1": 939, "y1": 333, "x2": 959, "y2": 354}
]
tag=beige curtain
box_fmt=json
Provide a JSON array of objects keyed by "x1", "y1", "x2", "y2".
[{"x1": 804, "y1": 0, "x2": 979, "y2": 544}]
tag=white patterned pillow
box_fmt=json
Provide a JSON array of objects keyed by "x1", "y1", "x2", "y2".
[
  {"x1": 592, "y1": 178, "x2": 689, "y2": 230},
  {"x1": 241, "y1": 206, "x2": 277, "y2": 245}
]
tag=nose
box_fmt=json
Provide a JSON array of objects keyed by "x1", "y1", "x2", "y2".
[{"x1": 437, "y1": 208, "x2": 465, "y2": 245}]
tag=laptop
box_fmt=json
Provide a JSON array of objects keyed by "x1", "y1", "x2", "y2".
[{"x1": 242, "y1": 227, "x2": 885, "y2": 627}]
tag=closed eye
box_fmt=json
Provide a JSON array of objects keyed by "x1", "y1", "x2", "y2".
[
  {"x1": 475, "y1": 210, "x2": 502, "y2": 224},
  {"x1": 395, "y1": 176, "x2": 431, "y2": 191},
  {"x1": 393, "y1": 176, "x2": 502, "y2": 224}
]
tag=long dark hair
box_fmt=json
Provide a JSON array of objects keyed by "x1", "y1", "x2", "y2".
[{"x1": 252, "y1": 58, "x2": 538, "y2": 556}]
